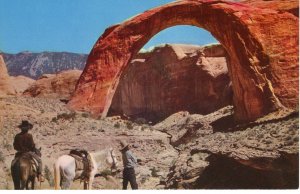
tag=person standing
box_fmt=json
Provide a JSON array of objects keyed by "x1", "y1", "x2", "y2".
[{"x1": 119, "y1": 140, "x2": 138, "y2": 190}]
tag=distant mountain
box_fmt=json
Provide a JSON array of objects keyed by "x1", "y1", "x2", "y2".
[{"x1": 2, "y1": 52, "x2": 88, "y2": 79}]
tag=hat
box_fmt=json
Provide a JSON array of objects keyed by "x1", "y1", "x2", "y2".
[
  {"x1": 18, "y1": 120, "x2": 33, "y2": 131},
  {"x1": 119, "y1": 140, "x2": 129, "y2": 151}
]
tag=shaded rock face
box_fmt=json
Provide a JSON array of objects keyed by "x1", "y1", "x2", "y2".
[
  {"x1": 68, "y1": 0, "x2": 299, "y2": 123},
  {"x1": 190, "y1": 153, "x2": 298, "y2": 189},
  {"x1": 158, "y1": 108, "x2": 299, "y2": 189},
  {"x1": 108, "y1": 44, "x2": 232, "y2": 122},
  {"x1": 2, "y1": 52, "x2": 87, "y2": 79},
  {"x1": 0, "y1": 55, "x2": 35, "y2": 96},
  {"x1": 23, "y1": 70, "x2": 82, "y2": 100},
  {"x1": 167, "y1": 152, "x2": 299, "y2": 189}
]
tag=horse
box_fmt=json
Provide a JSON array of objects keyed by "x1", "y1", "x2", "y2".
[
  {"x1": 54, "y1": 148, "x2": 120, "y2": 190},
  {"x1": 11, "y1": 148, "x2": 42, "y2": 190}
]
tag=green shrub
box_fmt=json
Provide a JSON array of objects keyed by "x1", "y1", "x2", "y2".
[
  {"x1": 101, "y1": 169, "x2": 112, "y2": 178},
  {"x1": 57, "y1": 112, "x2": 76, "y2": 120},
  {"x1": 52, "y1": 112, "x2": 76, "y2": 122},
  {"x1": 150, "y1": 167, "x2": 160, "y2": 177},
  {"x1": 114, "y1": 122, "x2": 120, "y2": 128},
  {"x1": 126, "y1": 122, "x2": 134, "y2": 130},
  {"x1": 81, "y1": 112, "x2": 90, "y2": 118},
  {"x1": 51, "y1": 117, "x2": 58, "y2": 123}
]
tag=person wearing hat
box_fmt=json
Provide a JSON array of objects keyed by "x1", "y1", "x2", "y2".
[
  {"x1": 13, "y1": 120, "x2": 44, "y2": 182},
  {"x1": 119, "y1": 140, "x2": 138, "y2": 190}
]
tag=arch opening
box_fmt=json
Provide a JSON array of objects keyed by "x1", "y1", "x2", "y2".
[
  {"x1": 67, "y1": 0, "x2": 298, "y2": 123},
  {"x1": 107, "y1": 25, "x2": 231, "y2": 123}
]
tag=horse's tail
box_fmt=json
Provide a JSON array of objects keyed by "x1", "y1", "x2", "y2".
[
  {"x1": 53, "y1": 161, "x2": 61, "y2": 190},
  {"x1": 11, "y1": 159, "x2": 21, "y2": 190}
]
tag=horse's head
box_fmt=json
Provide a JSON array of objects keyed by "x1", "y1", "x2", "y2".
[
  {"x1": 107, "y1": 148, "x2": 121, "y2": 174},
  {"x1": 34, "y1": 147, "x2": 42, "y2": 157}
]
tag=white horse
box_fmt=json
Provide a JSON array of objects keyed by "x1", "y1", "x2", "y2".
[{"x1": 54, "y1": 148, "x2": 119, "y2": 190}]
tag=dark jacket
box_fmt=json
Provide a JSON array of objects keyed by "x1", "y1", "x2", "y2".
[{"x1": 13, "y1": 132, "x2": 35, "y2": 153}]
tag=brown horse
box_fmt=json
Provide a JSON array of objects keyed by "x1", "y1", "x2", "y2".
[{"x1": 11, "y1": 148, "x2": 41, "y2": 190}]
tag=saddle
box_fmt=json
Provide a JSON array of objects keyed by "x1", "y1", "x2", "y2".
[{"x1": 69, "y1": 149, "x2": 92, "y2": 181}]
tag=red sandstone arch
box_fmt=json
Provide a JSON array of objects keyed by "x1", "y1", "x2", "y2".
[{"x1": 68, "y1": 0, "x2": 298, "y2": 122}]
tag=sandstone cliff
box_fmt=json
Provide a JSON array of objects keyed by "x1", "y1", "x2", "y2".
[
  {"x1": 0, "y1": 55, "x2": 34, "y2": 96},
  {"x1": 23, "y1": 70, "x2": 82, "y2": 100},
  {"x1": 68, "y1": 0, "x2": 298, "y2": 122},
  {"x1": 0, "y1": 55, "x2": 9, "y2": 79},
  {"x1": 109, "y1": 44, "x2": 232, "y2": 122}
]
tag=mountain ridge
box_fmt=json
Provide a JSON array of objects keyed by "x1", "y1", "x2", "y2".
[{"x1": 1, "y1": 51, "x2": 88, "y2": 79}]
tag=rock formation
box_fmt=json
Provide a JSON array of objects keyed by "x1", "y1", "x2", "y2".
[
  {"x1": 68, "y1": 0, "x2": 299, "y2": 123},
  {"x1": 109, "y1": 44, "x2": 232, "y2": 122},
  {"x1": 0, "y1": 55, "x2": 9, "y2": 79},
  {"x1": 154, "y1": 107, "x2": 299, "y2": 189},
  {"x1": 0, "y1": 54, "x2": 34, "y2": 96},
  {"x1": 23, "y1": 70, "x2": 82, "y2": 100}
]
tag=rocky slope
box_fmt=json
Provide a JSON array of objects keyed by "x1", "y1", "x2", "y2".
[
  {"x1": 2, "y1": 52, "x2": 87, "y2": 79},
  {"x1": 109, "y1": 44, "x2": 232, "y2": 122},
  {"x1": 0, "y1": 96, "x2": 177, "y2": 189},
  {"x1": 0, "y1": 96, "x2": 297, "y2": 189},
  {"x1": 154, "y1": 107, "x2": 299, "y2": 189}
]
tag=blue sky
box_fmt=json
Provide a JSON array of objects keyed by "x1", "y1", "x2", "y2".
[{"x1": 0, "y1": 0, "x2": 218, "y2": 54}]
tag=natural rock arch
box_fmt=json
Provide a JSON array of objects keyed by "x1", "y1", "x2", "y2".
[{"x1": 68, "y1": 0, "x2": 298, "y2": 122}]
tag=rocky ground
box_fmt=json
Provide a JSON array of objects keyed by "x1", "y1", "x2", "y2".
[{"x1": 0, "y1": 96, "x2": 298, "y2": 189}]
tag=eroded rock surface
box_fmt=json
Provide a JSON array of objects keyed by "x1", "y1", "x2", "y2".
[
  {"x1": 109, "y1": 44, "x2": 231, "y2": 122},
  {"x1": 159, "y1": 108, "x2": 299, "y2": 189},
  {"x1": 0, "y1": 55, "x2": 35, "y2": 96},
  {"x1": 68, "y1": 0, "x2": 299, "y2": 122},
  {"x1": 23, "y1": 70, "x2": 82, "y2": 100}
]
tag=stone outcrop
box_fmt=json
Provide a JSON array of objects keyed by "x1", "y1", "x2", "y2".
[
  {"x1": 155, "y1": 107, "x2": 299, "y2": 189},
  {"x1": 68, "y1": 0, "x2": 299, "y2": 122},
  {"x1": 0, "y1": 54, "x2": 35, "y2": 96},
  {"x1": 0, "y1": 55, "x2": 9, "y2": 79},
  {"x1": 109, "y1": 44, "x2": 231, "y2": 122},
  {"x1": 23, "y1": 70, "x2": 82, "y2": 100}
]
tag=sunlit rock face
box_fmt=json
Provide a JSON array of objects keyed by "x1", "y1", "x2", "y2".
[
  {"x1": 23, "y1": 70, "x2": 82, "y2": 100},
  {"x1": 68, "y1": 0, "x2": 298, "y2": 122},
  {"x1": 0, "y1": 54, "x2": 34, "y2": 96},
  {"x1": 108, "y1": 44, "x2": 232, "y2": 122}
]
